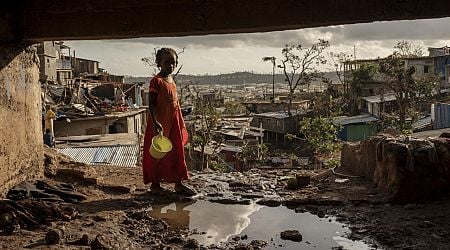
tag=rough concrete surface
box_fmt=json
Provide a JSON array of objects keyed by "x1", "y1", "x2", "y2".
[{"x1": 0, "y1": 43, "x2": 43, "y2": 196}]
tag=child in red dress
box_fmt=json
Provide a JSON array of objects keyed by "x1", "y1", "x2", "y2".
[{"x1": 142, "y1": 48, "x2": 195, "y2": 195}]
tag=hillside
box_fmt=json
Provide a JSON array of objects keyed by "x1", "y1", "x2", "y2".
[{"x1": 125, "y1": 71, "x2": 340, "y2": 86}]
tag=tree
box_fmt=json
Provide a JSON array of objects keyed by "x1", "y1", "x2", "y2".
[
  {"x1": 141, "y1": 47, "x2": 185, "y2": 77},
  {"x1": 299, "y1": 116, "x2": 340, "y2": 156},
  {"x1": 262, "y1": 56, "x2": 276, "y2": 102},
  {"x1": 278, "y1": 40, "x2": 330, "y2": 116},
  {"x1": 329, "y1": 51, "x2": 353, "y2": 97},
  {"x1": 378, "y1": 41, "x2": 436, "y2": 132},
  {"x1": 349, "y1": 63, "x2": 377, "y2": 115},
  {"x1": 394, "y1": 40, "x2": 424, "y2": 58},
  {"x1": 190, "y1": 90, "x2": 221, "y2": 170}
]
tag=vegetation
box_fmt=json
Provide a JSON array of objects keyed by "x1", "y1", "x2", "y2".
[
  {"x1": 235, "y1": 142, "x2": 269, "y2": 169},
  {"x1": 278, "y1": 39, "x2": 330, "y2": 116},
  {"x1": 299, "y1": 116, "x2": 340, "y2": 156},
  {"x1": 223, "y1": 101, "x2": 247, "y2": 116},
  {"x1": 190, "y1": 91, "x2": 221, "y2": 170},
  {"x1": 349, "y1": 63, "x2": 378, "y2": 115},
  {"x1": 378, "y1": 41, "x2": 436, "y2": 133}
]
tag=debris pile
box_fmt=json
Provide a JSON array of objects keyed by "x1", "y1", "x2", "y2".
[{"x1": 42, "y1": 80, "x2": 144, "y2": 120}]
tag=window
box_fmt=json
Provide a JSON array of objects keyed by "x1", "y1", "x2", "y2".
[{"x1": 424, "y1": 65, "x2": 430, "y2": 73}]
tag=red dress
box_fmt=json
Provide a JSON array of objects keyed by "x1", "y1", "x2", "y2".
[{"x1": 142, "y1": 74, "x2": 189, "y2": 184}]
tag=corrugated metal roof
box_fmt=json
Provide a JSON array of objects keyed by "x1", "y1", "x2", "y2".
[
  {"x1": 362, "y1": 93, "x2": 397, "y2": 103},
  {"x1": 333, "y1": 114, "x2": 379, "y2": 125},
  {"x1": 57, "y1": 145, "x2": 139, "y2": 167},
  {"x1": 412, "y1": 115, "x2": 432, "y2": 130}
]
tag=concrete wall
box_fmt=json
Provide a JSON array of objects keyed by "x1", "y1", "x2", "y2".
[
  {"x1": 0, "y1": 43, "x2": 42, "y2": 196},
  {"x1": 37, "y1": 42, "x2": 57, "y2": 82}
]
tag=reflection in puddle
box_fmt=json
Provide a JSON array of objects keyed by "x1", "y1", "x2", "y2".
[{"x1": 150, "y1": 200, "x2": 372, "y2": 249}]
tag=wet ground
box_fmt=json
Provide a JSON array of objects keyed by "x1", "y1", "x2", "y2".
[{"x1": 2, "y1": 149, "x2": 450, "y2": 249}]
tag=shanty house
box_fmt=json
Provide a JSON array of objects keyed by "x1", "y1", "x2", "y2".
[
  {"x1": 54, "y1": 109, "x2": 147, "y2": 137},
  {"x1": 333, "y1": 114, "x2": 379, "y2": 142}
]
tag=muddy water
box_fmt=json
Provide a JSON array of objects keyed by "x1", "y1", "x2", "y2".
[{"x1": 150, "y1": 200, "x2": 373, "y2": 249}]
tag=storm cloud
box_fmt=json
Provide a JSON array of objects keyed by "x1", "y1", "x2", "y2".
[
  {"x1": 66, "y1": 17, "x2": 450, "y2": 75},
  {"x1": 105, "y1": 17, "x2": 450, "y2": 49}
]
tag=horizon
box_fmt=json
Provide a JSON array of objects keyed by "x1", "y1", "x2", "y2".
[{"x1": 66, "y1": 17, "x2": 450, "y2": 77}]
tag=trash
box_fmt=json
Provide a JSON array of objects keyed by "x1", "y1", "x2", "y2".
[
  {"x1": 334, "y1": 178, "x2": 350, "y2": 183},
  {"x1": 45, "y1": 227, "x2": 65, "y2": 245}
]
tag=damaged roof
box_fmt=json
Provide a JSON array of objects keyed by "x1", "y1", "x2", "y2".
[
  {"x1": 333, "y1": 114, "x2": 379, "y2": 125},
  {"x1": 57, "y1": 145, "x2": 139, "y2": 167}
]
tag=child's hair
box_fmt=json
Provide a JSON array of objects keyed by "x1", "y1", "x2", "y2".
[{"x1": 155, "y1": 48, "x2": 178, "y2": 68}]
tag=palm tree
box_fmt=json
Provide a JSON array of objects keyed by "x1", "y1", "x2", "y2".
[{"x1": 262, "y1": 56, "x2": 276, "y2": 102}]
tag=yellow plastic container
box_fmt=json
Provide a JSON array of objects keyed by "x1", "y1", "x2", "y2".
[{"x1": 149, "y1": 132, "x2": 173, "y2": 159}]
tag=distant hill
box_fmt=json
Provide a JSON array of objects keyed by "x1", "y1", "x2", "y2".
[{"x1": 125, "y1": 71, "x2": 340, "y2": 86}]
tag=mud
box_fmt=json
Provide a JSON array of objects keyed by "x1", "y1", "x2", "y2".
[{"x1": 1, "y1": 149, "x2": 450, "y2": 249}]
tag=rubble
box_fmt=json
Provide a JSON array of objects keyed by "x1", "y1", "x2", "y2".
[
  {"x1": 341, "y1": 135, "x2": 450, "y2": 203},
  {"x1": 280, "y1": 230, "x2": 303, "y2": 242}
]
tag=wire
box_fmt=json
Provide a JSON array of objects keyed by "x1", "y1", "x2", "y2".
[{"x1": 331, "y1": 165, "x2": 363, "y2": 178}]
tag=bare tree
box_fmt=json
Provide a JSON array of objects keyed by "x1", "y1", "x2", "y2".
[
  {"x1": 378, "y1": 41, "x2": 436, "y2": 132},
  {"x1": 278, "y1": 40, "x2": 330, "y2": 116},
  {"x1": 141, "y1": 47, "x2": 185, "y2": 77}
]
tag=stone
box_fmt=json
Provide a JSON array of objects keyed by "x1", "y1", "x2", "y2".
[
  {"x1": 184, "y1": 239, "x2": 199, "y2": 249},
  {"x1": 90, "y1": 234, "x2": 111, "y2": 250},
  {"x1": 296, "y1": 175, "x2": 310, "y2": 187},
  {"x1": 286, "y1": 178, "x2": 298, "y2": 190},
  {"x1": 256, "y1": 198, "x2": 282, "y2": 207},
  {"x1": 280, "y1": 230, "x2": 303, "y2": 242},
  {"x1": 250, "y1": 240, "x2": 267, "y2": 248},
  {"x1": 234, "y1": 243, "x2": 252, "y2": 250}
]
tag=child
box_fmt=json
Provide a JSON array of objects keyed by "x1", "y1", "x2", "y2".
[
  {"x1": 43, "y1": 128, "x2": 54, "y2": 147},
  {"x1": 142, "y1": 48, "x2": 195, "y2": 196}
]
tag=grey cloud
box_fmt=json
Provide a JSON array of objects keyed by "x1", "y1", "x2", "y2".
[{"x1": 105, "y1": 17, "x2": 450, "y2": 49}]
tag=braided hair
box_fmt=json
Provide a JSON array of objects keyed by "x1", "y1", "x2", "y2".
[{"x1": 155, "y1": 48, "x2": 178, "y2": 68}]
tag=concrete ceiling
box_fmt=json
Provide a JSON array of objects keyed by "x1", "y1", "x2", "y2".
[{"x1": 2, "y1": 0, "x2": 450, "y2": 42}]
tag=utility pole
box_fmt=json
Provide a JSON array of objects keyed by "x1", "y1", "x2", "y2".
[{"x1": 272, "y1": 59, "x2": 275, "y2": 102}]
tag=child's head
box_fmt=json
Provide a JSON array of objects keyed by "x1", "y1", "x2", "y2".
[
  {"x1": 155, "y1": 48, "x2": 178, "y2": 75},
  {"x1": 45, "y1": 128, "x2": 51, "y2": 134}
]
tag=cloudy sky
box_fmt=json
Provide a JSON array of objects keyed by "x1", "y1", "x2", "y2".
[{"x1": 65, "y1": 17, "x2": 450, "y2": 77}]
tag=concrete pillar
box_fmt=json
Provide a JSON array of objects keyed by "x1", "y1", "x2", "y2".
[{"x1": 0, "y1": 43, "x2": 43, "y2": 196}]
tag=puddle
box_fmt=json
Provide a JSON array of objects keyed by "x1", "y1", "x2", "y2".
[{"x1": 149, "y1": 200, "x2": 373, "y2": 249}]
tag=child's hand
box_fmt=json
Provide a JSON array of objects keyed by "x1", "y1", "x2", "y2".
[{"x1": 154, "y1": 121, "x2": 163, "y2": 133}]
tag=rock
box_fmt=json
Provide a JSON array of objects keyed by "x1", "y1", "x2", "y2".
[
  {"x1": 90, "y1": 234, "x2": 111, "y2": 250},
  {"x1": 296, "y1": 175, "x2": 310, "y2": 187},
  {"x1": 68, "y1": 234, "x2": 90, "y2": 246},
  {"x1": 256, "y1": 198, "x2": 282, "y2": 207},
  {"x1": 286, "y1": 178, "x2": 298, "y2": 190},
  {"x1": 294, "y1": 207, "x2": 307, "y2": 213},
  {"x1": 209, "y1": 198, "x2": 251, "y2": 205},
  {"x1": 250, "y1": 240, "x2": 267, "y2": 248},
  {"x1": 317, "y1": 210, "x2": 326, "y2": 218},
  {"x1": 238, "y1": 193, "x2": 264, "y2": 199},
  {"x1": 280, "y1": 230, "x2": 303, "y2": 242},
  {"x1": 184, "y1": 239, "x2": 199, "y2": 249},
  {"x1": 234, "y1": 243, "x2": 252, "y2": 250},
  {"x1": 167, "y1": 236, "x2": 184, "y2": 244}
]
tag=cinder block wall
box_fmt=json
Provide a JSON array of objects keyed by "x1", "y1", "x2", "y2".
[{"x1": 0, "y1": 43, "x2": 43, "y2": 196}]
